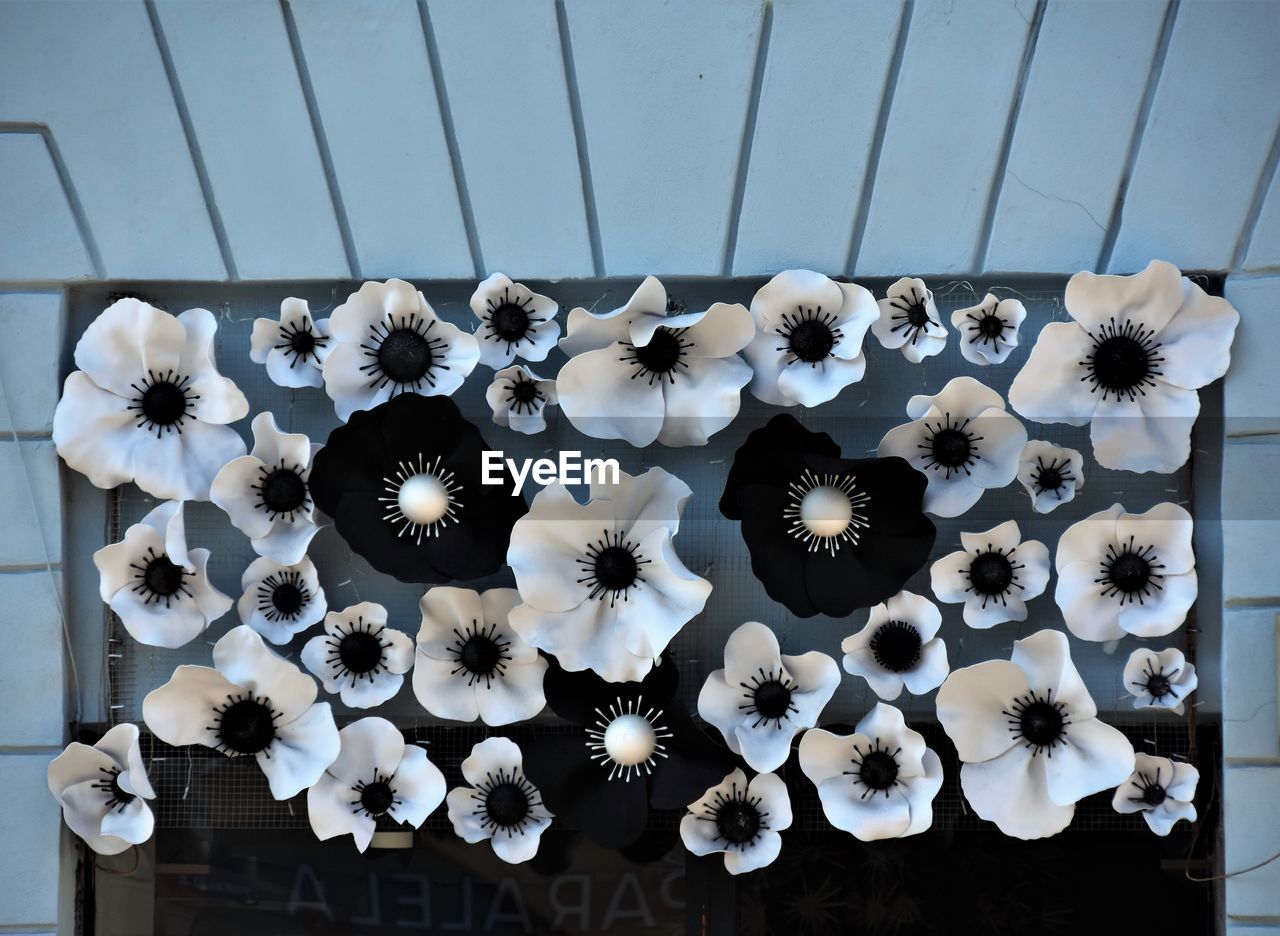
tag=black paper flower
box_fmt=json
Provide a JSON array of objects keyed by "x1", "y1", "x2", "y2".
[
  {"x1": 720, "y1": 414, "x2": 936, "y2": 618},
  {"x1": 521, "y1": 656, "x2": 733, "y2": 850},
  {"x1": 308, "y1": 394, "x2": 526, "y2": 583}
]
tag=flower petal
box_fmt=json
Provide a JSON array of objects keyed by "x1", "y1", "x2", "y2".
[
  {"x1": 142, "y1": 665, "x2": 237, "y2": 749},
  {"x1": 1156, "y1": 277, "x2": 1239, "y2": 389},
  {"x1": 1010, "y1": 629, "x2": 1096, "y2": 720},
  {"x1": 1042, "y1": 716, "x2": 1134, "y2": 805},
  {"x1": 556, "y1": 343, "x2": 666, "y2": 446},
  {"x1": 960, "y1": 746, "x2": 1077, "y2": 839},
  {"x1": 902, "y1": 639, "x2": 949, "y2": 696},
  {"x1": 935, "y1": 660, "x2": 1028, "y2": 763},
  {"x1": 596, "y1": 465, "x2": 693, "y2": 541},
  {"x1": 176, "y1": 308, "x2": 248, "y2": 425},
  {"x1": 776, "y1": 353, "x2": 866, "y2": 408},
  {"x1": 52, "y1": 372, "x2": 141, "y2": 491},
  {"x1": 308, "y1": 772, "x2": 373, "y2": 849},
  {"x1": 259, "y1": 702, "x2": 339, "y2": 800},
  {"x1": 327, "y1": 716, "x2": 407, "y2": 787},
  {"x1": 99, "y1": 794, "x2": 155, "y2": 846},
  {"x1": 929, "y1": 548, "x2": 973, "y2": 605},
  {"x1": 1064, "y1": 259, "x2": 1185, "y2": 335},
  {"x1": 723, "y1": 831, "x2": 783, "y2": 874},
  {"x1": 722, "y1": 621, "x2": 782, "y2": 688},
  {"x1": 475, "y1": 656, "x2": 548, "y2": 726},
  {"x1": 965, "y1": 408, "x2": 1027, "y2": 489},
  {"x1": 75, "y1": 298, "x2": 184, "y2": 397},
  {"x1": 213, "y1": 625, "x2": 317, "y2": 726},
  {"x1": 1008, "y1": 322, "x2": 1098, "y2": 425},
  {"x1": 131, "y1": 418, "x2": 247, "y2": 502},
  {"x1": 1056, "y1": 559, "x2": 1126, "y2": 642},
  {"x1": 1117, "y1": 568, "x2": 1197, "y2": 638},
  {"x1": 656, "y1": 354, "x2": 752, "y2": 447},
  {"x1": 1117, "y1": 501, "x2": 1195, "y2": 575},
  {"x1": 1090, "y1": 383, "x2": 1199, "y2": 474},
  {"x1": 388, "y1": 742, "x2": 447, "y2": 829}
]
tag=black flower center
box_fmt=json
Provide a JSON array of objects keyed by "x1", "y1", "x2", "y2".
[
  {"x1": 1109, "y1": 553, "x2": 1151, "y2": 594},
  {"x1": 753, "y1": 680, "x2": 793, "y2": 719},
  {"x1": 968, "y1": 551, "x2": 1014, "y2": 596},
  {"x1": 789, "y1": 319, "x2": 835, "y2": 362},
  {"x1": 595, "y1": 546, "x2": 637, "y2": 590},
  {"x1": 859, "y1": 750, "x2": 899, "y2": 791},
  {"x1": 621, "y1": 327, "x2": 691, "y2": 385},
  {"x1": 485, "y1": 783, "x2": 531, "y2": 828},
  {"x1": 1081, "y1": 318, "x2": 1165, "y2": 402},
  {"x1": 129, "y1": 370, "x2": 198, "y2": 435},
  {"x1": 1142, "y1": 783, "x2": 1167, "y2": 807},
  {"x1": 142, "y1": 380, "x2": 187, "y2": 425},
  {"x1": 109, "y1": 771, "x2": 135, "y2": 805},
  {"x1": 360, "y1": 780, "x2": 396, "y2": 816},
  {"x1": 92, "y1": 767, "x2": 136, "y2": 810},
  {"x1": 511, "y1": 379, "x2": 539, "y2": 404},
  {"x1": 289, "y1": 328, "x2": 317, "y2": 356},
  {"x1": 1098, "y1": 537, "x2": 1166, "y2": 604},
  {"x1": 919, "y1": 414, "x2": 983, "y2": 477},
  {"x1": 1036, "y1": 464, "x2": 1064, "y2": 491},
  {"x1": 379, "y1": 328, "x2": 433, "y2": 383},
  {"x1": 490, "y1": 303, "x2": 530, "y2": 342},
  {"x1": 931, "y1": 428, "x2": 971, "y2": 467},
  {"x1": 1020, "y1": 702, "x2": 1064, "y2": 747},
  {"x1": 271, "y1": 582, "x2": 304, "y2": 617},
  {"x1": 339, "y1": 631, "x2": 385, "y2": 675},
  {"x1": 144, "y1": 555, "x2": 186, "y2": 598},
  {"x1": 869, "y1": 621, "x2": 922, "y2": 673},
  {"x1": 277, "y1": 321, "x2": 326, "y2": 366},
  {"x1": 1145, "y1": 673, "x2": 1172, "y2": 698},
  {"x1": 461, "y1": 634, "x2": 501, "y2": 675},
  {"x1": 257, "y1": 571, "x2": 311, "y2": 623},
  {"x1": 905, "y1": 302, "x2": 930, "y2": 328},
  {"x1": 715, "y1": 800, "x2": 761, "y2": 845},
  {"x1": 977, "y1": 313, "x2": 1004, "y2": 338},
  {"x1": 579, "y1": 532, "x2": 650, "y2": 606},
  {"x1": 216, "y1": 698, "x2": 277, "y2": 755},
  {"x1": 259, "y1": 467, "x2": 307, "y2": 515}
]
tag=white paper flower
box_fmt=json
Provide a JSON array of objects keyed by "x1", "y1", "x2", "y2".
[
  {"x1": 878, "y1": 376, "x2": 1028, "y2": 517},
  {"x1": 936, "y1": 629, "x2": 1135, "y2": 839},
  {"x1": 485, "y1": 365, "x2": 558, "y2": 435},
  {"x1": 1124, "y1": 647, "x2": 1197, "y2": 714},
  {"x1": 697, "y1": 621, "x2": 840, "y2": 772},
  {"x1": 507, "y1": 467, "x2": 712, "y2": 682},
  {"x1": 470, "y1": 273, "x2": 560, "y2": 369},
  {"x1": 413, "y1": 586, "x2": 547, "y2": 725},
  {"x1": 744, "y1": 269, "x2": 879, "y2": 407},
  {"x1": 872, "y1": 277, "x2": 947, "y2": 362},
  {"x1": 840, "y1": 590, "x2": 949, "y2": 699},
  {"x1": 1112, "y1": 753, "x2": 1198, "y2": 836},
  {"x1": 53, "y1": 298, "x2": 248, "y2": 501},
  {"x1": 930, "y1": 520, "x2": 1051, "y2": 629},
  {"x1": 47, "y1": 723, "x2": 155, "y2": 856},
  {"x1": 1009, "y1": 260, "x2": 1239, "y2": 473},
  {"x1": 210, "y1": 412, "x2": 321, "y2": 565},
  {"x1": 680, "y1": 768, "x2": 791, "y2": 875},
  {"x1": 1054, "y1": 502, "x2": 1197, "y2": 642},
  {"x1": 143, "y1": 624, "x2": 340, "y2": 800},
  {"x1": 798, "y1": 703, "x2": 943, "y2": 841},
  {"x1": 301, "y1": 601, "x2": 415, "y2": 709},
  {"x1": 1017, "y1": 440, "x2": 1084, "y2": 514},
  {"x1": 93, "y1": 500, "x2": 231, "y2": 649},
  {"x1": 236, "y1": 554, "x2": 326, "y2": 645},
  {"x1": 307, "y1": 717, "x2": 446, "y2": 852},
  {"x1": 446, "y1": 737, "x2": 553, "y2": 864},
  {"x1": 951, "y1": 293, "x2": 1026, "y2": 366},
  {"x1": 322, "y1": 279, "x2": 480, "y2": 422},
  {"x1": 249, "y1": 297, "x2": 331, "y2": 389},
  {"x1": 556, "y1": 277, "x2": 754, "y2": 447}
]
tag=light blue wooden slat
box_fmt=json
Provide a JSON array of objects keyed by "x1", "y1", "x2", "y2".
[
  {"x1": 0, "y1": 0, "x2": 223, "y2": 279},
  {"x1": 730, "y1": 0, "x2": 901, "y2": 276},
  {"x1": 1245, "y1": 167, "x2": 1280, "y2": 271},
  {"x1": 565, "y1": 0, "x2": 765, "y2": 275},
  {"x1": 1224, "y1": 275, "x2": 1280, "y2": 437},
  {"x1": 986, "y1": 0, "x2": 1168, "y2": 274},
  {"x1": 153, "y1": 0, "x2": 349, "y2": 280},
  {"x1": 289, "y1": 0, "x2": 475, "y2": 279},
  {"x1": 1109, "y1": 0, "x2": 1280, "y2": 273},
  {"x1": 0, "y1": 292, "x2": 64, "y2": 435},
  {"x1": 426, "y1": 0, "x2": 594, "y2": 278},
  {"x1": 1225, "y1": 765, "x2": 1280, "y2": 919},
  {"x1": 0, "y1": 133, "x2": 92, "y2": 281}
]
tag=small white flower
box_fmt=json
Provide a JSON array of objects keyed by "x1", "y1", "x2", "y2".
[
  {"x1": 841, "y1": 590, "x2": 949, "y2": 699},
  {"x1": 1112, "y1": 753, "x2": 1198, "y2": 836},
  {"x1": 47, "y1": 723, "x2": 155, "y2": 856},
  {"x1": 470, "y1": 273, "x2": 560, "y2": 369},
  {"x1": 249, "y1": 297, "x2": 331, "y2": 389},
  {"x1": 744, "y1": 269, "x2": 879, "y2": 407},
  {"x1": 485, "y1": 365, "x2": 558, "y2": 435},
  {"x1": 413, "y1": 586, "x2": 547, "y2": 725},
  {"x1": 307, "y1": 717, "x2": 446, "y2": 853},
  {"x1": 951, "y1": 293, "x2": 1025, "y2": 366},
  {"x1": 236, "y1": 554, "x2": 326, "y2": 645},
  {"x1": 680, "y1": 768, "x2": 792, "y2": 875},
  {"x1": 322, "y1": 279, "x2": 480, "y2": 422},
  {"x1": 878, "y1": 376, "x2": 1028, "y2": 517},
  {"x1": 143, "y1": 624, "x2": 340, "y2": 800},
  {"x1": 1009, "y1": 260, "x2": 1239, "y2": 473},
  {"x1": 53, "y1": 298, "x2": 248, "y2": 501},
  {"x1": 937, "y1": 629, "x2": 1135, "y2": 839},
  {"x1": 210, "y1": 412, "x2": 321, "y2": 565},
  {"x1": 872, "y1": 277, "x2": 947, "y2": 362},
  {"x1": 1054, "y1": 502, "x2": 1197, "y2": 642},
  {"x1": 446, "y1": 737, "x2": 553, "y2": 864},
  {"x1": 301, "y1": 602, "x2": 415, "y2": 709},
  {"x1": 556, "y1": 276, "x2": 754, "y2": 447},
  {"x1": 929, "y1": 520, "x2": 1051, "y2": 629},
  {"x1": 697, "y1": 621, "x2": 840, "y2": 772},
  {"x1": 1123, "y1": 647, "x2": 1197, "y2": 714},
  {"x1": 93, "y1": 501, "x2": 231, "y2": 649},
  {"x1": 798, "y1": 703, "x2": 943, "y2": 841},
  {"x1": 1017, "y1": 440, "x2": 1084, "y2": 514}
]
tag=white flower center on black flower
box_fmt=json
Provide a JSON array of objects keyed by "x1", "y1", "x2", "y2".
[
  {"x1": 1095, "y1": 535, "x2": 1165, "y2": 605},
  {"x1": 577, "y1": 529, "x2": 650, "y2": 606},
  {"x1": 253, "y1": 459, "x2": 310, "y2": 522},
  {"x1": 504, "y1": 373, "x2": 545, "y2": 415},
  {"x1": 619, "y1": 326, "x2": 692, "y2": 386},
  {"x1": 129, "y1": 546, "x2": 191, "y2": 607},
  {"x1": 448, "y1": 619, "x2": 512, "y2": 688},
  {"x1": 964, "y1": 307, "x2": 1011, "y2": 347},
  {"x1": 1003, "y1": 689, "x2": 1070, "y2": 757},
  {"x1": 474, "y1": 768, "x2": 542, "y2": 835},
  {"x1": 887, "y1": 286, "x2": 938, "y2": 346},
  {"x1": 783, "y1": 469, "x2": 870, "y2": 556},
  {"x1": 1030, "y1": 455, "x2": 1074, "y2": 498},
  {"x1": 775, "y1": 305, "x2": 843, "y2": 366},
  {"x1": 870, "y1": 621, "x2": 922, "y2": 673},
  {"x1": 360, "y1": 312, "x2": 450, "y2": 393},
  {"x1": 351, "y1": 771, "x2": 399, "y2": 818},
  {"x1": 482, "y1": 287, "x2": 544, "y2": 352},
  {"x1": 962, "y1": 545, "x2": 1025, "y2": 608},
  {"x1": 211, "y1": 693, "x2": 281, "y2": 756},
  {"x1": 586, "y1": 695, "x2": 672, "y2": 782},
  {"x1": 128, "y1": 369, "x2": 200, "y2": 436},
  {"x1": 380, "y1": 453, "x2": 463, "y2": 544},
  {"x1": 1080, "y1": 317, "x2": 1166, "y2": 402},
  {"x1": 1129, "y1": 768, "x2": 1168, "y2": 807},
  {"x1": 697, "y1": 779, "x2": 769, "y2": 849},
  {"x1": 918, "y1": 413, "x2": 983, "y2": 478},
  {"x1": 325, "y1": 615, "x2": 391, "y2": 685},
  {"x1": 91, "y1": 767, "x2": 136, "y2": 813},
  {"x1": 257, "y1": 570, "x2": 311, "y2": 623},
  {"x1": 846, "y1": 737, "x2": 902, "y2": 798},
  {"x1": 1133, "y1": 659, "x2": 1180, "y2": 702},
  {"x1": 276, "y1": 319, "x2": 327, "y2": 367},
  {"x1": 738, "y1": 667, "x2": 799, "y2": 729}
]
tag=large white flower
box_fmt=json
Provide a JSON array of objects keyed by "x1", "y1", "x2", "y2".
[
  {"x1": 1009, "y1": 259, "x2": 1239, "y2": 473},
  {"x1": 798, "y1": 703, "x2": 943, "y2": 841},
  {"x1": 322, "y1": 279, "x2": 480, "y2": 422},
  {"x1": 872, "y1": 277, "x2": 947, "y2": 362},
  {"x1": 446, "y1": 737, "x2": 553, "y2": 864},
  {"x1": 308, "y1": 717, "x2": 446, "y2": 853},
  {"x1": 93, "y1": 500, "x2": 231, "y2": 649},
  {"x1": 507, "y1": 467, "x2": 712, "y2": 682},
  {"x1": 1123, "y1": 647, "x2": 1197, "y2": 714},
  {"x1": 301, "y1": 602, "x2": 415, "y2": 709},
  {"x1": 470, "y1": 273, "x2": 560, "y2": 369},
  {"x1": 680, "y1": 768, "x2": 791, "y2": 875},
  {"x1": 556, "y1": 276, "x2": 754, "y2": 447},
  {"x1": 929, "y1": 520, "x2": 1051, "y2": 629},
  {"x1": 878, "y1": 376, "x2": 1027, "y2": 517},
  {"x1": 1112, "y1": 753, "x2": 1198, "y2": 836},
  {"x1": 53, "y1": 298, "x2": 248, "y2": 501},
  {"x1": 210, "y1": 412, "x2": 322, "y2": 565},
  {"x1": 840, "y1": 590, "x2": 948, "y2": 700},
  {"x1": 744, "y1": 269, "x2": 879, "y2": 407},
  {"x1": 1054, "y1": 502, "x2": 1197, "y2": 642},
  {"x1": 697, "y1": 621, "x2": 840, "y2": 772},
  {"x1": 236, "y1": 554, "x2": 326, "y2": 645},
  {"x1": 951, "y1": 293, "x2": 1025, "y2": 366},
  {"x1": 47, "y1": 723, "x2": 155, "y2": 856},
  {"x1": 143, "y1": 624, "x2": 340, "y2": 800},
  {"x1": 485, "y1": 365, "x2": 558, "y2": 435},
  {"x1": 1017, "y1": 439, "x2": 1084, "y2": 514},
  {"x1": 249, "y1": 297, "x2": 331, "y2": 389},
  {"x1": 936, "y1": 629, "x2": 1135, "y2": 839}
]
